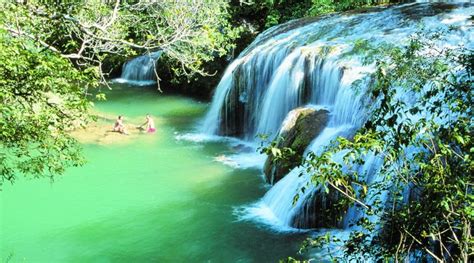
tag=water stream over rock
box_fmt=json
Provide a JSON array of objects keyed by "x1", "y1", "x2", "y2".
[
  {"x1": 201, "y1": 1, "x2": 473, "y2": 231},
  {"x1": 114, "y1": 51, "x2": 163, "y2": 86}
]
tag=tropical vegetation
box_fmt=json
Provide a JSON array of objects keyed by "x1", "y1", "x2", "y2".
[
  {"x1": 282, "y1": 33, "x2": 473, "y2": 262},
  {"x1": 1, "y1": 1, "x2": 471, "y2": 262}
]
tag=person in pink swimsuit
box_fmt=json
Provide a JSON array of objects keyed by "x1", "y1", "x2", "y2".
[{"x1": 139, "y1": 114, "x2": 156, "y2": 133}]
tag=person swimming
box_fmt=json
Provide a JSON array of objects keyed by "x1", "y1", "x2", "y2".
[
  {"x1": 113, "y1": 115, "x2": 129, "y2": 135},
  {"x1": 139, "y1": 114, "x2": 156, "y2": 133}
]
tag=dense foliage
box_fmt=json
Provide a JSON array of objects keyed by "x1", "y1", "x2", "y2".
[
  {"x1": 0, "y1": 30, "x2": 92, "y2": 188},
  {"x1": 0, "y1": 1, "x2": 239, "y2": 81},
  {"x1": 233, "y1": 0, "x2": 400, "y2": 30},
  {"x1": 292, "y1": 33, "x2": 473, "y2": 262}
]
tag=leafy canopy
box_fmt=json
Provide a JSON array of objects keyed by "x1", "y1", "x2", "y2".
[
  {"x1": 0, "y1": 30, "x2": 93, "y2": 188},
  {"x1": 236, "y1": 0, "x2": 398, "y2": 29},
  {"x1": 1, "y1": 0, "x2": 240, "y2": 81}
]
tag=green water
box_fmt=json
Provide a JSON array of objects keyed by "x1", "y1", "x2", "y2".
[{"x1": 1, "y1": 85, "x2": 306, "y2": 262}]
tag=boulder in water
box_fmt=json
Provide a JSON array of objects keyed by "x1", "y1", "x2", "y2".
[{"x1": 264, "y1": 107, "x2": 328, "y2": 184}]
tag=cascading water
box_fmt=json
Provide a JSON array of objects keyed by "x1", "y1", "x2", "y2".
[
  {"x1": 114, "y1": 51, "x2": 162, "y2": 86},
  {"x1": 201, "y1": 2, "x2": 473, "y2": 231}
]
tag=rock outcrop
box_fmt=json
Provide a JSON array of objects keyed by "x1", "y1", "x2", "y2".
[{"x1": 264, "y1": 107, "x2": 329, "y2": 184}]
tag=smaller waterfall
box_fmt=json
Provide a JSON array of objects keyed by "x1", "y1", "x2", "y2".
[
  {"x1": 341, "y1": 151, "x2": 385, "y2": 229},
  {"x1": 255, "y1": 49, "x2": 307, "y2": 136},
  {"x1": 114, "y1": 51, "x2": 162, "y2": 86},
  {"x1": 238, "y1": 126, "x2": 352, "y2": 230},
  {"x1": 200, "y1": 59, "x2": 242, "y2": 135}
]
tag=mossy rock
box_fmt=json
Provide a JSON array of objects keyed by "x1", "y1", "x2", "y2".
[{"x1": 264, "y1": 107, "x2": 329, "y2": 184}]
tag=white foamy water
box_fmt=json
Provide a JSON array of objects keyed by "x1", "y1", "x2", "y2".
[
  {"x1": 114, "y1": 51, "x2": 162, "y2": 85},
  {"x1": 198, "y1": 2, "x2": 473, "y2": 232}
]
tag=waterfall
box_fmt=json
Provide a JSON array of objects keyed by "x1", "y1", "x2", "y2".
[
  {"x1": 200, "y1": 59, "x2": 242, "y2": 135},
  {"x1": 114, "y1": 51, "x2": 162, "y2": 86},
  {"x1": 203, "y1": 2, "x2": 473, "y2": 231},
  {"x1": 240, "y1": 126, "x2": 353, "y2": 229}
]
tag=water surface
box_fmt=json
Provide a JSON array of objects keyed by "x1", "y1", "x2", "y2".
[{"x1": 0, "y1": 85, "x2": 306, "y2": 262}]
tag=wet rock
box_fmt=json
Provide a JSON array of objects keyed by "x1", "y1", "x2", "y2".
[
  {"x1": 218, "y1": 65, "x2": 246, "y2": 137},
  {"x1": 264, "y1": 107, "x2": 329, "y2": 184},
  {"x1": 292, "y1": 189, "x2": 346, "y2": 229}
]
